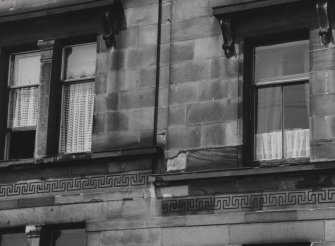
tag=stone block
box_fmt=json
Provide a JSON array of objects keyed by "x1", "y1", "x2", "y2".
[
  {"x1": 122, "y1": 0, "x2": 157, "y2": 9},
  {"x1": 168, "y1": 104, "x2": 186, "y2": 126},
  {"x1": 94, "y1": 93, "x2": 118, "y2": 113},
  {"x1": 326, "y1": 220, "x2": 335, "y2": 241},
  {"x1": 159, "y1": 87, "x2": 169, "y2": 108},
  {"x1": 139, "y1": 24, "x2": 157, "y2": 46},
  {"x1": 125, "y1": 4, "x2": 158, "y2": 27},
  {"x1": 229, "y1": 221, "x2": 325, "y2": 244},
  {"x1": 311, "y1": 116, "x2": 326, "y2": 142},
  {"x1": 101, "y1": 228, "x2": 161, "y2": 246},
  {"x1": 170, "y1": 83, "x2": 199, "y2": 105},
  {"x1": 120, "y1": 198, "x2": 157, "y2": 218},
  {"x1": 211, "y1": 56, "x2": 239, "y2": 79},
  {"x1": 159, "y1": 185, "x2": 189, "y2": 198},
  {"x1": 311, "y1": 141, "x2": 335, "y2": 161},
  {"x1": 199, "y1": 78, "x2": 229, "y2": 101},
  {"x1": 118, "y1": 87, "x2": 155, "y2": 110},
  {"x1": 159, "y1": 65, "x2": 170, "y2": 88},
  {"x1": 95, "y1": 73, "x2": 107, "y2": 94},
  {"x1": 138, "y1": 66, "x2": 156, "y2": 88},
  {"x1": 186, "y1": 99, "x2": 238, "y2": 125},
  {"x1": 171, "y1": 60, "x2": 211, "y2": 84},
  {"x1": 126, "y1": 46, "x2": 157, "y2": 69},
  {"x1": 225, "y1": 120, "x2": 240, "y2": 146},
  {"x1": 157, "y1": 107, "x2": 168, "y2": 130},
  {"x1": 310, "y1": 70, "x2": 328, "y2": 95},
  {"x1": 96, "y1": 52, "x2": 109, "y2": 74},
  {"x1": 201, "y1": 123, "x2": 225, "y2": 147},
  {"x1": 167, "y1": 152, "x2": 187, "y2": 172},
  {"x1": 93, "y1": 130, "x2": 141, "y2": 151},
  {"x1": 86, "y1": 232, "x2": 100, "y2": 246},
  {"x1": 172, "y1": 0, "x2": 209, "y2": 21},
  {"x1": 17, "y1": 196, "x2": 55, "y2": 208},
  {"x1": 93, "y1": 113, "x2": 106, "y2": 134},
  {"x1": 0, "y1": 199, "x2": 17, "y2": 210},
  {"x1": 162, "y1": 2, "x2": 172, "y2": 23},
  {"x1": 311, "y1": 94, "x2": 335, "y2": 116},
  {"x1": 115, "y1": 27, "x2": 139, "y2": 49},
  {"x1": 325, "y1": 115, "x2": 335, "y2": 140},
  {"x1": 0, "y1": 203, "x2": 107, "y2": 228},
  {"x1": 161, "y1": 225, "x2": 229, "y2": 246},
  {"x1": 160, "y1": 44, "x2": 171, "y2": 66},
  {"x1": 194, "y1": 35, "x2": 224, "y2": 59},
  {"x1": 167, "y1": 125, "x2": 201, "y2": 149},
  {"x1": 107, "y1": 70, "x2": 139, "y2": 92},
  {"x1": 110, "y1": 50, "x2": 126, "y2": 71},
  {"x1": 171, "y1": 16, "x2": 221, "y2": 42},
  {"x1": 106, "y1": 111, "x2": 130, "y2": 131},
  {"x1": 311, "y1": 47, "x2": 335, "y2": 71},
  {"x1": 129, "y1": 107, "x2": 155, "y2": 130},
  {"x1": 171, "y1": 40, "x2": 194, "y2": 63},
  {"x1": 161, "y1": 23, "x2": 171, "y2": 44},
  {"x1": 187, "y1": 146, "x2": 239, "y2": 171}
]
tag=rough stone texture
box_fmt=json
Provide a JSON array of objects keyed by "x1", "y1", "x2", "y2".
[
  {"x1": 167, "y1": 125, "x2": 201, "y2": 149},
  {"x1": 166, "y1": 152, "x2": 187, "y2": 172},
  {"x1": 171, "y1": 60, "x2": 211, "y2": 84},
  {"x1": 101, "y1": 229, "x2": 161, "y2": 246}
]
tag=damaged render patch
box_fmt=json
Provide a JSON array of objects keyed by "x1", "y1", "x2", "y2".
[{"x1": 167, "y1": 152, "x2": 187, "y2": 172}]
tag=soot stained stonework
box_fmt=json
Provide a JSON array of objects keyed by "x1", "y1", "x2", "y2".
[
  {"x1": 162, "y1": 187, "x2": 335, "y2": 214},
  {"x1": 0, "y1": 171, "x2": 149, "y2": 198}
]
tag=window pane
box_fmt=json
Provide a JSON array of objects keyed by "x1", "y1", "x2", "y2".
[
  {"x1": 255, "y1": 40, "x2": 309, "y2": 82},
  {"x1": 255, "y1": 86, "x2": 282, "y2": 160},
  {"x1": 8, "y1": 86, "x2": 39, "y2": 128},
  {"x1": 63, "y1": 43, "x2": 97, "y2": 80},
  {"x1": 12, "y1": 52, "x2": 41, "y2": 86},
  {"x1": 51, "y1": 229, "x2": 86, "y2": 246},
  {"x1": 283, "y1": 83, "x2": 310, "y2": 158},
  {"x1": 9, "y1": 130, "x2": 35, "y2": 159},
  {"x1": 60, "y1": 82, "x2": 95, "y2": 153},
  {"x1": 0, "y1": 233, "x2": 26, "y2": 246}
]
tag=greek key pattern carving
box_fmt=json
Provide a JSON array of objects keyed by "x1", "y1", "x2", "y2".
[
  {"x1": 162, "y1": 188, "x2": 335, "y2": 214},
  {"x1": 0, "y1": 172, "x2": 149, "y2": 198}
]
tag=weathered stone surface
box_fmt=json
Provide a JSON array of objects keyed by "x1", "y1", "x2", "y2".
[
  {"x1": 167, "y1": 152, "x2": 187, "y2": 172},
  {"x1": 168, "y1": 125, "x2": 201, "y2": 149},
  {"x1": 17, "y1": 196, "x2": 55, "y2": 208},
  {"x1": 110, "y1": 50, "x2": 126, "y2": 71},
  {"x1": 311, "y1": 116, "x2": 326, "y2": 142},
  {"x1": 93, "y1": 113, "x2": 106, "y2": 134},
  {"x1": 125, "y1": 4, "x2": 158, "y2": 27},
  {"x1": 229, "y1": 221, "x2": 324, "y2": 244},
  {"x1": 161, "y1": 225, "x2": 229, "y2": 246},
  {"x1": 126, "y1": 46, "x2": 157, "y2": 69},
  {"x1": 171, "y1": 40, "x2": 194, "y2": 63},
  {"x1": 194, "y1": 35, "x2": 224, "y2": 59},
  {"x1": 172, "y1": 0, "x2": 209, "y2": 21},
  {"x1": 186, "y1": 99, "x2": 238, "y2": 125},
  {"x1": 94, "y1": 93, "x2": 118, "y2": 113},
  {"x1": 129, "y1": 107, "x2": 155, "y2": 130},
  {"x1": 211, "y1": 56, "x2": 239, "y2": 79},
  {"x1": 171, "y1": 17, "x2": 221, "y2": 42},
  {"x1": 95, "y1": 73, "x2": 107, "y2": 94},
  {"x1": 106, "y1": 111, "x2": 130, "y2": 131},
  {"x1": 311, "y1": 141, "x2": 335, "y2": 161},
  {"x1": 139, "y1": 24, "x2": 157, "y2": 47},
  {"x1": 171, "y1": 60, "x2": 211, "y2": 84},
  {"x1": 201, "y1": 123, "x2": 225, "y2": 147},
  {"x1": 138, "y1": 67, "x2": 156, "y2": 88},
  {"x1": 107, "y1": 70, "x2": 139, "y2": 92},
  {"x1": 168, "y1": 104, "x2": 186, "y2": 126},
  {"x1": 187, "y1": 147, "x2": 239, "y2": 171},
  {"x1": 118, "y1": 87, "x2": 155, "y2": 110},
  {"x1": 170, "y1": 83, "x2": 199, "y2": 105},
  {"x1": 199, "y1": 78, "x2": 229, "y2": 101},
  {"x1": 86, "y1": 232, "x2": 101, "y2": 246},
  {"x1": 115, "y1": 27, "x2": 139, "y2": 49},
  {"x1": 311, "y1": 94, "x2": 335, "y2": 116},
  {"x1": 159, "y1": 185, "x2": 189, "y2": 198},
  {"x1": 101, "y1": 228, "x2": 161, "y2": 246},
  {"x1": 311, "y1": 47, "x2": 335, "y2": 71},
  {"x1": 325, "y1": 220, "x2": 335, "y2": 241}
]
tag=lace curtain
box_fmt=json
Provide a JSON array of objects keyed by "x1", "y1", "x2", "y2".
[
  {"x1": 60, "y1": 82, "x2": 95, "y2": 153},
  {"x1": 256, "y1": 129, "x2": 310, "y2": 160},
  {"x1": 8, "y1": 52, "x2": 41, "y2": 128}
]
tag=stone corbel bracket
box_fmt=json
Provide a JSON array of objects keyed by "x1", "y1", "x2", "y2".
[
  {"x1": 216, "y1": 15, "x2": 235, "y2": 59},
  {"x1": 102, "y1": 1, "x2": 123, "y2": 48},
  {"x1": 316, "y1": 0, "x2": 332, "y2": 45}
]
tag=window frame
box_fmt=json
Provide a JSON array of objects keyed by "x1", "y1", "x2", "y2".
[
  {"x1": 58, "y1": 41, "x2": 97, "y2": 155},
  {"x1": 243, "y1": 31, "x2": 311, "y2": 166}
]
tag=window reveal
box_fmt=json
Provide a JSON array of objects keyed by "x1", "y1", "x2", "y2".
[
  {"x1": 59, "y1": 43, "x2": 96, "y2": 154},
  {"x1": 253, "y1": 40, "x2": 310, "y2": 161}
]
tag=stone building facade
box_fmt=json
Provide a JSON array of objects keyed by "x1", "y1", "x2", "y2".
[{"x1": 0, "y1": 0, "x2": 335, "y2": 245}]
